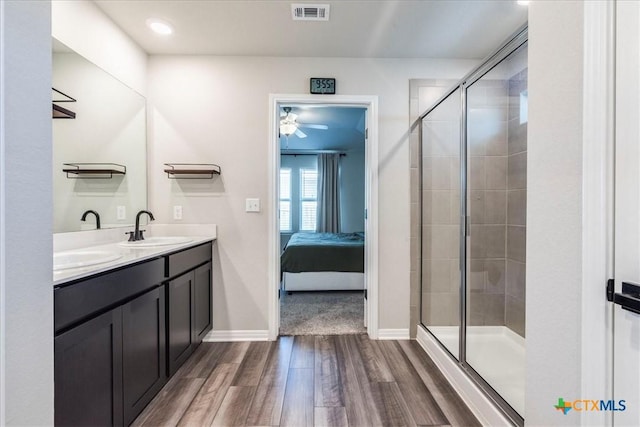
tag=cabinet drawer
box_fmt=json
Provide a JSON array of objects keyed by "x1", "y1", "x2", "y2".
[
  {"x1": 55, "y1": 257, "x2": 165, "y2": 333},
  {"x1": 167, "y1": 242, "x2": 212, "y2": 279}
]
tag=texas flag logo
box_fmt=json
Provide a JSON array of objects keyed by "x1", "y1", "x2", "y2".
[{"x1": 555, "y1": 398, "x2": 572, "y2": 415}]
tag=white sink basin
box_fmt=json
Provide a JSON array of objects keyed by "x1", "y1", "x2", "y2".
[
  {"x1": 118, "y1": 236, "x2": 193, "y2": 248},
  {"x1": 54, "y1": 250, "x2": 123, "y2": 271}
]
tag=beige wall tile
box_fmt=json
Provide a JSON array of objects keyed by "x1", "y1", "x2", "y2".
[
  {"x1": 485, "y1": 190, "x2": 507, "y2": 224},
  {"x1": 507, "y1": 225, "x2": 526, "y2": 263},
  {"x1": 505, "y1": 295, "x2": 525, "y2": 337},
  {"x1": 422, "y1": 191, "x2": 451, "y2": 225},
  {"x1": 485, "y1": 156, "x2": 507, "y2": 190},
  {"x1": 486, "y1": 121, "x2": 508, "y2": 156},
  {"x1": 469, "y1": 259, "x2": 486, "y2": 292},
  {"x1": 506, "y1": 259, "x2": 526, "y2": 300},
  {"x1": 508, "y1": 119, "x2": 527, "y2": 155},
  {"x1": 507, "y1": 189, "x2": 526, "y2": 226},
  {"x1": 483, "y1": 225, "x2": 506, "y2": 258},
  {"x1": 450, "y1": 260, "x2": 461, "y2": 293},
  {"x1": 469, "y1": 190, "x2": 485, "y2": 225},
  {"x1": 485, "y1": 259, "x2": 506, "y2": 294},
  {"x1": 421, "y1": 292, "x2": 459, "y2": 327},
  {"x1": 469, "y1": 157, "x2": 486, "y2": 190},
  {"x1": 469, "y1": 225, "x2": 485, "y2": 259},
  {"x1": 411, "y1": 168, "x2": 419, "y2": 202},
  {"x1": 422, "y1": 225, "x2": 451, "y2": 260},
  {"x1": 422, "y1": 157, "x2": 451, "y2": 190},
  {"x1": 410, "y1": 132, "x2": 419, "y2": 169},
  {"x1": 425, "y1": 259, "x2": 451, "y2": 293},
  {"x1": 410, "y1": 202, "x2": 419, "y2": 238},
  {"x1": 508, "y1": 151, "x2": 527, "y2": 190}
]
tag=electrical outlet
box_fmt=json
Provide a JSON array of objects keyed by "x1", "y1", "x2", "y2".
[
  {"x1": 117, "y1": 206, "x2": 126, "y2": 220},
  {"x1": 173, "y1": 205, "x2": 183, "y2": 220},
  {"x1": 245, "y1": 198, "x2": 260, "y2": 212}
]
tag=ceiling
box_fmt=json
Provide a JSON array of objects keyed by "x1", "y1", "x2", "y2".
[
  {"x1": 94, "y1": 0, "x2": 527, "y2": 59},
  {"x1": 93, "y1": 1, "x2": 526, "y2": 152},
  {"x1": 279, "y1": 106, "x2": 366, "y2": 151}
]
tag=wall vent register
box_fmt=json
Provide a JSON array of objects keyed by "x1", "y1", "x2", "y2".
[{"x1": 291, "y1": 4, "x2": 330, "y2": 21}]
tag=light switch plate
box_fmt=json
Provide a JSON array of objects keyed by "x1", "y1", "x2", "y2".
[
  {"x1": 117, "y1": 206, "x2": 126, "y2": 220},
  {"x1": 246, "y1": 198, "x2": 260, "y2": 212}
]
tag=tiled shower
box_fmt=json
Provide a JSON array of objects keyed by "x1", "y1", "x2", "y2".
[{"x1": 417, "y1": 29, "x2": 528, "y2": 424}]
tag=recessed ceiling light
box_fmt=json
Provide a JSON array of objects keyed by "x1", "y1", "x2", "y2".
[
  {"x1": 517, "y1": 0, "x2": 529, "y2": 5},
  {"x1": 146, "y1": 18, "x2": 173, "y2": 35}
]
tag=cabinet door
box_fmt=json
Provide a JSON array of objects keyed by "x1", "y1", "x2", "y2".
[
  {"x1": 55, "y1": 309, "x2": 123, "y2": 426},
  {"x1": 122, "y1": 287, "x2": 167, "y2": 426},
  {"x1": 167, "y1": 271, "x2": 194, "y2": 376},
  {"x1": 194, "y1": 262, "x2": 213, "y2": 342}
]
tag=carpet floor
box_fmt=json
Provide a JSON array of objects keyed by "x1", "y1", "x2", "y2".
[{"x1": 279, "y1": 290, "x2": 366, "y2": 336}]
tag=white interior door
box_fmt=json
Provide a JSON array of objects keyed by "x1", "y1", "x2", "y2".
[{"x1": 613, "y1": 1, "x2": 640, "y2": 425}]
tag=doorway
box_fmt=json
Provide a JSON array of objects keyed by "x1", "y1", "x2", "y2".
[{"x1": 267, "y1": 94, "x2": 379, "y2": 340}]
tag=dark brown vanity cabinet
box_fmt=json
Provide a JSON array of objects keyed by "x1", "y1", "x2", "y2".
[
  {"x1": 166, "y1": 243, "x2": 213, "y2": 376},
  {"x1": 122, "y1": 287, "x2": 166, "y2": 426},
  {"x1": 54, "y1": 308, "x2": 124, "y2": 426},
  {"x1": 54, "y1": 240, "x2": 213, "y2": 426}
]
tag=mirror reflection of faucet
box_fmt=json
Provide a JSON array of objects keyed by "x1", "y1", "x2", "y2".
[
  {"x1": 80, "y1": 210, "x2": 101, "y2": 230},
  {"x1": 126, "y1": 210, "x2": 155, "y2": 242}
]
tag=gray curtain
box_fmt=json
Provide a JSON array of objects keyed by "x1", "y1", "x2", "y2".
[{"x1": 316, "y1": 153, "x2": 341, "y2": 233}]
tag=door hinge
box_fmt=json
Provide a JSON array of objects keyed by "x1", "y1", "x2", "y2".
[
  {"x1": 606, "y1": 278, "x2": 614, "y2": 302},
  {"x1": 278, "y1": 288, "x2": 281, "y2": 300},
  {"x1": 365, "y1": 128, "x2": 368, "y2": 139},
  {"x1": 364, "y1": 289, "x2": 367, "y2": 299},
  {"x1": 365, "y1": 208, "x2": 368, "y2": 220}
]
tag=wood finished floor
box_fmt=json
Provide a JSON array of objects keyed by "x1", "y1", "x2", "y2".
[{"x1": 132, "y1": 335, "x2": 481, "y2": 427}]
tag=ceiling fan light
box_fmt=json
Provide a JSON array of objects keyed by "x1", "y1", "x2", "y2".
[{"x1": 280, "y1": 122, "x2": 297, "y2": 136}]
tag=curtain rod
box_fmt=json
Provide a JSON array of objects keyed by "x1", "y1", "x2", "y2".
[{"x1": 281, "y1": 150, "x2": 346, "y2": 156}]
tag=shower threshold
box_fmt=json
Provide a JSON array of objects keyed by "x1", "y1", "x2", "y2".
[{"x1": 428, "y1": 325, "x2": 525, "y2": 416}]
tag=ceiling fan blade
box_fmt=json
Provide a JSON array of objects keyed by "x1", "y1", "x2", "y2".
[
  {"x1": 298, "y1": 123, "x2": 328, "y2": 130},
  {"x1": 295, "y1": 128, "x2": 307, "y2": 138}
]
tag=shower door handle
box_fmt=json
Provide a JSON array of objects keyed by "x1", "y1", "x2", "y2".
[{"x1": 613, "y1": 282, "x2": 640, "y2": 315}]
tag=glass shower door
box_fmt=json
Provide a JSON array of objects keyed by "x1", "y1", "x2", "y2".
[
  {"x1": 465, "y1": 42, "x2": 527, "y2": 416},
  {"x1": 421, "y1": 88, "x2": 462, "y2": 359}
]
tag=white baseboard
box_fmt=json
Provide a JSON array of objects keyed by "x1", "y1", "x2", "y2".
[
  {"x1": 377, "y1": 328, "x2": 410, "y2": 340},
  {"x1": 203, "y1": 330, "x2": 270, "y2": 342},
  {"x1": 416, "y1": 325, "x2": 511, "y2": 427}
]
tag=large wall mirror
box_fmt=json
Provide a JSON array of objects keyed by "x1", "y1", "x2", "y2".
[{"x1": 52, "y1": 38, "x2": 147, "y2": 233}]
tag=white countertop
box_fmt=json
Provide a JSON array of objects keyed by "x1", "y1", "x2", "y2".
[{"x1": 53, "y1": 224, "x2": 217, "y2": 286}]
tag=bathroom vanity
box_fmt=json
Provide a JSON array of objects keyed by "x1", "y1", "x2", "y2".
[{"x1": 53, "y1": 238, "x2": 213, "y2": 426}]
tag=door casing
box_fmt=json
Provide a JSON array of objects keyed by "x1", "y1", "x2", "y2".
[{"x1": 267, "y1": 94, "x2": 379, "y2": 340}]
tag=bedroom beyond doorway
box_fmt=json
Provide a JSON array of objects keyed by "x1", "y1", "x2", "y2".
[{"x1": 276, "y1": 104, "x2": 368, "y2": 336}]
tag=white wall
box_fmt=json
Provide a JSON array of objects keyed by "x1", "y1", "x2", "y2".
[
  {"x1": 340, "y1": 149, "x2": 366, "y2": 233},
  {"x1": 0, "y1": 1, "x2": 54, "y2": 424},
  {"x1": 52, "y1": 0, "x2": 147, "y2": 95},
  {"x1": 526, "y1": 1, "x2": 584, "y2": 425},
  {"x1": 147, "y1": 56, "x2": 476, "y2": 332}
]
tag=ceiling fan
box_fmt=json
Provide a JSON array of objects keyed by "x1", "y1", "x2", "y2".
[{"x1": 280, "y1": 107, "x2": 328, "y2": 139}]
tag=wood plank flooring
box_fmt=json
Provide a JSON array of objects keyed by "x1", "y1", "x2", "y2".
[{"x1": 132, "y1": 335, "x2": 480, "y2": 427}]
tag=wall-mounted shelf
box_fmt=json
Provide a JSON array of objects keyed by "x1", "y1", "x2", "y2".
[
  {"x1": 163, "y1": 163, "x2": 221, "y2": 179},
  {"x1": 52, "y1": 88, "x2": 76, "y2": 119},
  {"x1": 62, "y1": 163, "x2": 126, "y2": 179}
]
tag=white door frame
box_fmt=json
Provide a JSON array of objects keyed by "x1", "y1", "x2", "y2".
[
  {"x1": 267, "y1": 94, "x2": 379, "y2": 340},
  {"x1": 581, "y1": 1, "x2": 615, "y2": 425}
]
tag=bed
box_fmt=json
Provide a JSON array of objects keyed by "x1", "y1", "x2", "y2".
[{"x1": 281, "y1": 232, "x2": 365, "y2": 291}]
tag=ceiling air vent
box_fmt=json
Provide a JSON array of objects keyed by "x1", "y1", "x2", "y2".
[{"x1": 291, "y1": 4, "x2": 330, "y2": 21}]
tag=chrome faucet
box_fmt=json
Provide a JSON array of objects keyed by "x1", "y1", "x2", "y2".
[
  {"x1": 80, "y1": 210, "x2": 101, "y2": 230},
  {"x1": 128, "y1": 210, "x2": 155, "y2": 241}
]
